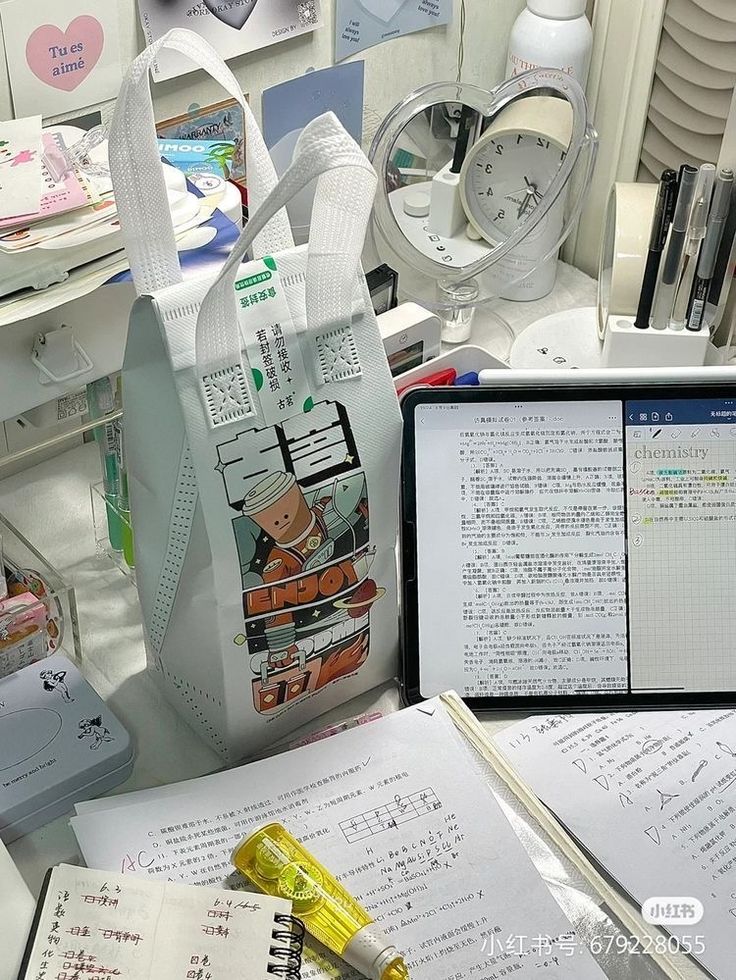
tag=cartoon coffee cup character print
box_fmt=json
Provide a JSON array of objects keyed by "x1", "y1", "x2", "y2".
[{"x1": 217, "y1": 400, "x2": 385, "y2": 714}]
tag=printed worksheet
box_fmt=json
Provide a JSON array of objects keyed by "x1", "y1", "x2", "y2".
[
  {"x1": 72, "y1": 701, "x2": 606, "y2": 980},
  {"x1": 414, "y1": 400, "x2": 629, "y2": 698},
  {"x1": 495, "y1": 709, "x2": 736, "y2": 980}
]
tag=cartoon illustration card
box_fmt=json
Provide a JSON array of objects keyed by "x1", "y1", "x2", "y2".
[
  {"x1": 137, "y1": 0, "x2": 324, "y2": 82},
  {"x1": 0, "y1": 0, "x2": 123, "y2": 117},
  {"x1": 157, "y1": 98, "x2": 248, "y2": 188},
  {"x1": 0, "y1": 115, "x2": 43, "y2": 222}
]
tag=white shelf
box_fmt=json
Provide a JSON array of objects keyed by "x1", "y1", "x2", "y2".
[{"x1": 0, "y1": 281, "x2": 134, "y2": 423}]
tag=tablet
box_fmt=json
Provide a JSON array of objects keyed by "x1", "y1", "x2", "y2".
[{"x1": 401, "y1": 368, "x2": 736, "y2": 710}]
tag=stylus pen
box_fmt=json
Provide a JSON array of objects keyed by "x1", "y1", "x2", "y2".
[
  {"x1": 670, "y1": 164, "x2": 715, "y2": 331},
  {"x1": 651, "y1": 165, "x2": 699, "y2": 330},
  {"x1": 688, "y1": 169, "x2": 734, "y2": 332},
  {"x1": 634, "y1": 169, "x2": 678, "y2": 329}
]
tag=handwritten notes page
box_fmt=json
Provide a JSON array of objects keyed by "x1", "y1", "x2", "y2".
[
  {"x1": 494, "y1": 710, "x2": 736, "y2": 980},
  {"x1": 22, "y1": 864, "x2": 292, "y2": 980},
  {"x1": 71, "y1": 700, "x2": 606, "y2": 980}
]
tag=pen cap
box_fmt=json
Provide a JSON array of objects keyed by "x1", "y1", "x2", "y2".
[
  {"x1": 698, "y1": 170, "x2": 734, "y2": 276},
  {"x1": 88, "y1": 376, "x2": 115, "y2": 417},
  {"x1": 672, "y1": 166, "x2": 699, "y2": 232}
]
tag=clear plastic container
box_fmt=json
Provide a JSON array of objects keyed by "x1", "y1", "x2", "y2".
[
  {"x1": 0, "y1": 512, "x2": 80, "y2": 679},
  {"x1": 90, "y1": 481, "x2": 135, "y2": 583}
]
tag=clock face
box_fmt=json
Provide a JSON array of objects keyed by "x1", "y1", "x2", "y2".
[{"x1": 462, "y1": 131, "x2": 568, "y2": 244}]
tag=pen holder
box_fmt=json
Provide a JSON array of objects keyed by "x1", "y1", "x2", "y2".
[
  {"x1": 90, "y1": 482, "x2": 135, "y2": 582},
  {"x1": 0, "y1": 512, "x2": 80, "y2": 678},
  {"x1": 602, "y1": 315, "x2": 711, "y2": 368}
]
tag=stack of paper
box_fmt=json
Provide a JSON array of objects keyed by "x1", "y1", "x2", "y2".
[
  {"x1": 70, "y1": 696, "x2": 674, "y2": 980},
  {"x1": 0, "y1": 124, "x2": 115, "y2": 260},
  {"x1": 494, "y1": 709, "x2": 736, "y2": 980}
]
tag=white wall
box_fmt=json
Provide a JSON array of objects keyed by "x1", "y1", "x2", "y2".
[{"x1": 0, "y1": 0, "x2": 527, "y2": 146}]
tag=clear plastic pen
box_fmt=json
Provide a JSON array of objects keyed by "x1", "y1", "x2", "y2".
[
  {"x1": 670, "y1": 164, "x2": 715, "y2": 330},
  {"x1": 688, "y1": 168, "x2": 734, "y2": 332},
  {"x1": 651, "y1": 165, "x2": 699, "y2": 330}
]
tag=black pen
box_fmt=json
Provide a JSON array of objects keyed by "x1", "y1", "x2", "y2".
[
  {"x1": 451, "y1": 105, "x2": 479, "y2": 174},
  {"x1": 634, "y1": 169, "x2": 678, "y2": 328},
  {"x1": 687, "y1": 168, "x2": 734, "y2": 331}
]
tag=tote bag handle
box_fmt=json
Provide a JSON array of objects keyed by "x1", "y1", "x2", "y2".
[
  {"x1": 109, "y1": 28, "x2": 294, "y2": 296},
  {"x1": 195, "y1": 111, "x2": 377, "y2": 429}
]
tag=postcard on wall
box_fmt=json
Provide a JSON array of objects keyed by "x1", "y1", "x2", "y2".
[
  {"x1": 335, "y1": 0, "x2": 452, "y2": 62},
  {"x1": 157, "y1": 99, "x2": 247, "y2": 187},
  {"x1": 0, "y1": 0, "x2": 123, "y2": 118},
  {"x1": 137, "y1": 0, "x2": 324, "y2": 82},
  {"x1": 262, "y1": 63, "x2": 364, "y2": 241}
]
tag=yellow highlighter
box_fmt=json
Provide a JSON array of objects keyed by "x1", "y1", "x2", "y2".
[{"x1": 232, "y1": 823, "x2": 410, "y2": 980}]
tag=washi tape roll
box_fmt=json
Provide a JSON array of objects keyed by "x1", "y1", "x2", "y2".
[{"x1": 597, "y1": 182, "x2": 658, "y2": 339}]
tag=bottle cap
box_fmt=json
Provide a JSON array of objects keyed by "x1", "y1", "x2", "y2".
[
  {"x1": 527, "y1": 0, "x2": 587, "y2": 18},
  {"x1": 403, "y1": 190, "x2": 430, "y2": 218}
]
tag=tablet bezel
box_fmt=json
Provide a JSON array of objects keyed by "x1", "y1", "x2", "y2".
[{"x1": 401, "y1": 376, "x2": 736, "y2": 711}]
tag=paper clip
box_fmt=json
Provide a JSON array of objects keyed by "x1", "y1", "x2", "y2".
[{"x1": 43, "y1": 126, "x2": 109, "y2": 183}]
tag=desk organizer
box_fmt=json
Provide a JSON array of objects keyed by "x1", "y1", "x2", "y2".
[
  {"x1": 601, "y1": 315, "x2": 711, "y2": 368},
  {"x1": 0, "y1": 513, "x2": 80, "y2": 679},
  {"x1": 0, "y1": 653, "x2": 134, "y2": 843},
  {"x1": 90, "y1": 481, "x2": 135, "y2": 583}
]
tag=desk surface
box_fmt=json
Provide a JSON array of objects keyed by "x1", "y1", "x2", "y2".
[{"x1": 0, "y1": 266, "x2": 704, "y2": 979}]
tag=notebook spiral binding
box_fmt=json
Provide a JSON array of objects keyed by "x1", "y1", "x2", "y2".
[{"x1": 267, "y1": 914, "x2": 305, "y2": 978}]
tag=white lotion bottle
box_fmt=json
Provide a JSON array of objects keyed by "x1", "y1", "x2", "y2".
[{"x1": 503, "y1": 0, "x2": 593, "y2": 301}]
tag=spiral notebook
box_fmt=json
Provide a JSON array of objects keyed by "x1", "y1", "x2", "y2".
[{"x1": 17, "y1": 864, "x2": 304, "y2": 980}]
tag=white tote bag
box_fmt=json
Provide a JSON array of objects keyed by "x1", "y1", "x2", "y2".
[{"x1": 110, "y1": 31, "x2": 402, "y2": 763}]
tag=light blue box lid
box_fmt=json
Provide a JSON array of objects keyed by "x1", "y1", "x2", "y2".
[{"x1": 0, "y1": 654, "x2": 134, "y2": 843}]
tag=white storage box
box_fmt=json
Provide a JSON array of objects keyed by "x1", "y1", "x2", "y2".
[{"x1": 0, "y1": 654, "x2": 133, "y2": 843}]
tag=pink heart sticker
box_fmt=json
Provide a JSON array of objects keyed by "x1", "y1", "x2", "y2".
[{"x1": 25, "y1": 16, "x2": 104, "y2": 92}]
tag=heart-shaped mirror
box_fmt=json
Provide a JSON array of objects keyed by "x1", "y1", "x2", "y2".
[
  {"x1": 369, "y1": 68, "x2": 598, "y2": 345},
  {"x1": 202, "y1": 0, "x2": 259, "y2": 30}
]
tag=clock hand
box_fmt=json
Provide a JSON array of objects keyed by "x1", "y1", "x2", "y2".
[
  {"x1": 508, "y1": 177, "x2": 536, "y2": 198},
  {"x1": 516, "y1": 187, "x2": 537, "y2": 220},
  {"x1": 524, "y1": 176, "x2": 544, "y2": 202}
]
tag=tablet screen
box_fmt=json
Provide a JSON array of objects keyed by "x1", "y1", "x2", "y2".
[{"x1": 411, "y1": 393, "x2": 736, "y2": 701}]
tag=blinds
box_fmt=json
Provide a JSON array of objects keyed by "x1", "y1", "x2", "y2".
[{"x1": 639, "y1": 0, "x2": 736, "y2": 181}]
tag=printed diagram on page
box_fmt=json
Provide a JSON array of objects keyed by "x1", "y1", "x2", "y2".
[{"x1": 216, "y1": 401, "x2": 384, "y2": 714}]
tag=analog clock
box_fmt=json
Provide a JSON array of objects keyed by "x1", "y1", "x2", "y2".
[{"x1": 459, "y1": 97, "x2": 572, "y2": 245}]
